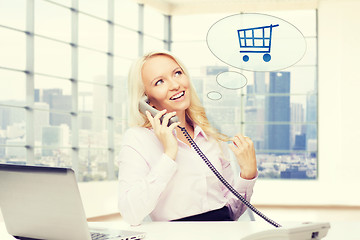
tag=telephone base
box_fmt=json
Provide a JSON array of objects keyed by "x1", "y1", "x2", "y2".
[{"x1": 241, "y1": 222, "x2": 330, "y2": 240}]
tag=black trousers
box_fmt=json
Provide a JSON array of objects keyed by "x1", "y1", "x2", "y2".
[{"x1": 171, "y1": 206, "x2": 232, "y2": 221}]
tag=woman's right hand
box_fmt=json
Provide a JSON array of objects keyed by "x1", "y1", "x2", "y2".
[{"x1": 145, "y1": 109, "x2": 180, "y2": 160}]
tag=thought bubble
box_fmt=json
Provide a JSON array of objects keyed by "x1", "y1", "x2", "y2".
[
  {"x1": 206, "y1": 13, "x2": 306, "y2": 72},
  {"x1": 207, "y1": 91, "x2": 222, "y2": 100},
  {"x1": 216, "y1": 71, "x2": 247, "y2": 90}
]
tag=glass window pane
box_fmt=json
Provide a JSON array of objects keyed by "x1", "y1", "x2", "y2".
[
  {"x1": 0, "y1": 106, "x2": 25, "y2": 132},
  {"x1": 0, "y1": 147, "x2": 26, "y2": 165},
  {"x1": 244, "y1": 70, "x2": 317, "y2": 95},
  {"x1": 285, "y1": 67, "x2": 317, "y2": 94},
  {"x1": 34, "y1": 37, "x2": 71, "y2": 78},
  {"x1": 172, "y1": 41, "x2": 219, "y2": 72},
  {"x1": 205, "y1": 100, "x2": 242, "y2": 136},
  {"x1": 114, "y1": 77, "x2": 128, "y2": 120},
  {"x1": 35, "y1": 147, "x2": 71, "y2": 167},
  {"x1": 78, "y1": 82, "x2": 107, "y2": 114},
  {"x1": 0, "y1": 69, "x2": 26, "y2": 105},
  {"x1": 114, "y1": 26, "x2": 138, "y2": 58},
  {"x1": 33, "y1": 107, "x2": 48, "y2": 145},
  {"x1": 191, "y1": 76, "x2": 207, "y2": 101},
  {"x1": 248, "y1": 94, "x2": 291, "y2": 123},
  {"x1": 35, "y1": 118, "x2": 71, "y2": 147},
  {"x1": 79, "y1": 117, "x2": 108, "y2": 148},
  {"x1": 246, "y1": 123, "x2": 318, "y2": 179},
  {"x1": 4, "y1": 132, "x2": 26, "y2": 146},
  {"x1": 144, "y1": 36, "x2": 165, "y2": 53},
  {"x1": 79, "y1": 14, "x2": 108, "y2": 51},
  {"x1": 172, "y1": 13, "x2": 227, "y2": 41},
  {"x1": 78, "y1": 48, "x2": 107, "y2": 83},
  {"x1": 78, "y1": 149, "x2": 109, "y2": 181},
  {"x1": 244, "y1": 123, "x2": 317, "y2": 151},
  {"x1": 296, "y1": 37, "x2": 317, "y2": 66},
  {"x1": 0, "y1": 28, "x2": 26, "y2": 70},
  {"x1": 0, "y1": 106, "x2": 26, "y2": 163},
  {"x1": 34, "y1": 76, "x2": 72, "y2": 112},
  {"x1": 49, "y1": 0, "x2": 71, "y2": 7},
  {"x1": 78, "y1": 114, "x2": 92, "y2": 132},
  {"x1": 257, "y1": 151, "x2": 317, "y2": 179},
  {"x1": 114, "y1": 120, "x2": 127, "y2": 149},
  {"x1": 114, "y1": 57, "x2": 132, "y2": 78},
  {"x1": 262, "y1": 10, "x2": 317, "y2": 37},
  {"x1": 114, "y1": 0, "x2": 138, "y2": 29},
  {"x1": 0, "y1": 0, "x2": 26, "y2": 30},
  {"x1": 34, "y1": 102, "x2": 50, "y2": 146},
  {"x1": 46, "y1": 111, "x2": 71, "y2": 129},
  {"x1": 79, "y1": 0, "x2": 107, "y2": 19},
  {"x1": 35, "y1": 0, "x2": 71, "y2": 42},
  {"x1": 244, "y1": 95, "x2": 317, "y2": 123},
  {"x1": 144, "y1": 5, "x2": 164, "y2": 39}
]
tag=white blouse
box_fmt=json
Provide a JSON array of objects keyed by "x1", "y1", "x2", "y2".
[{"x1": 117, "y1": 125, "x2": 257, "y2": 226}]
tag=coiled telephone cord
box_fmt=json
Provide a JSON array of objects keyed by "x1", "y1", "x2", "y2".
[{"x1": 178, "y1": 126, "x2": 282, "y2": 228}]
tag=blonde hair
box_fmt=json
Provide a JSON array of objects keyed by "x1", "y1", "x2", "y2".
[{"x1": 127, "y1": 50, "x2": 229, "y2": 142}]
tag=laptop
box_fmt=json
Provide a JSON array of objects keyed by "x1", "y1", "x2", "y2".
[{"x1": 0, "y1": 164, "x2": 145, "y2": 240}]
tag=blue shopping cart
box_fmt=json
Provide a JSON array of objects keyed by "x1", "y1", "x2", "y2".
[{"x1": 237, "y1": 24, "x2": 279, "y2": 62}]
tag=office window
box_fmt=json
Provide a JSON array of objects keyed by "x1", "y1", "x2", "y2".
[
  {"x1": 114, "y1": 0, "x2": 138, "y2": 30},
  {"x1": 78, "y1": 14, "x2": 108, "y2": 51},
  {"x1": 0, "y1": 0, "x2": 147, "y2": 182},
  {"x1": 0, "y1": 0, "x2": 317, "y2": 181},
  {"x1": 78, "y1": 48, "x2": 107, "y2": 83},
  {"x1": 143, "y1": 5, "x2": 167, "y2": 53},
  {"x1": 172, "y1": 10, "x2": 318, "y2": 179},
  {"x1": 0, "y1": 70, "x2": 26, "y2": 105},
  {"x1": 35, "y1": 0, "x2": 71, "y2": 42},
  {"x1": 114, "y1": 27, "x2": 138, "y2": 58},
  {"x1": 144, "y1": 5, "x2": 164, "y2": 40},
  {"x1": 79, "y1": 0, "x2": 108, "y2": 19},
  {"x1": 34, "y1": 37, "x2": 71, "y2": 78},
  {"x1": 0, "y1": 105, "x2": 26, "y2": 163},
  {"x1": 0, "y1": 0, "x2": 26, "y2": 30},
  {"x1": 144, "y1": 35, "x2": 166, "y2": 53},
  {"x1": 0, "y1": 28, "x2": 26, "y2": 70}
]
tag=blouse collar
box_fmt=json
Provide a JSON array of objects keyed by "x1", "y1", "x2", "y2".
[{"x1": 193, "y1": 124, "x2": 209, "y2": 141}]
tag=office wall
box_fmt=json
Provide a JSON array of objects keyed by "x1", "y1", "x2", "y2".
[
  {"x1": 317, "y1": 0, "x2": 360, "y2": 205},
  {"x1": 252, "y1": 0, "x2": 360, "y2": 206},
  {"x1": 79, "y1": 0, "x2": 360, "y2": 218},
  {"x1": 79, "y1": 181, "x2": 118, "y2": 218}
]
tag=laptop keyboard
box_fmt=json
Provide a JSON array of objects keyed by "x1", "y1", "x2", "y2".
[{"x1": 91, "y1": 232, "x2": 122, "y2": 240}]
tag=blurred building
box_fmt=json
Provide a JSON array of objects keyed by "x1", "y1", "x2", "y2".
[{"x1": 266, "y1": 72, "x2": 291, "y2": 152}]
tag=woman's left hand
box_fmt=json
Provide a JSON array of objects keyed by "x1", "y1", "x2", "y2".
[{"x1": 228, "y1": 134, "x2": 257, "y2": 180}]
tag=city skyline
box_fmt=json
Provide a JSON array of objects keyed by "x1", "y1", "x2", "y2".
[{"x1": 0, "y1": 67, "x2": 318, "y2": 180}]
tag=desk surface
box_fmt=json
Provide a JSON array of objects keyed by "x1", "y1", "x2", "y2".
[{"x1": 1, "y1": 221, "x2": 359, "y2": 240}]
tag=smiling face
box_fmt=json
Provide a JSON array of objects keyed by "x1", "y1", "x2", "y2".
[{"x1": 141, "y1": 54, "x2": 191, "y2": 114}]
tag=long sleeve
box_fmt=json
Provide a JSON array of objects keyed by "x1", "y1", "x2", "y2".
[
  {"x1": 218, "y1": 142, "x2": 257, "y2": 220},
  {"x1": 117, "y1": 128, "x2": 177, "y2": 226}
]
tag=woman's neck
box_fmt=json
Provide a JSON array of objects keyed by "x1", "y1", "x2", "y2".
[
  {"x1": 176, "y1": 111, "x2": 190, "y2": 128},
  {"x1": 176, "y1": 111, "x2": 194, "y2": 140}
]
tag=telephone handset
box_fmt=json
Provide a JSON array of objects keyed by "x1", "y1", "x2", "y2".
[
  {"x1": 138, "y1": 96, "x2": 281, "y2": 228},
  {"x1": 139, "y1": 96, "x2": 179, "y2": 127}
]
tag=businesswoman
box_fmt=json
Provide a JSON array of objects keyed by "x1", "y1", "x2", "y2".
[{"x1": 117, "y1": 50, "x2": 258, "y2": 226}]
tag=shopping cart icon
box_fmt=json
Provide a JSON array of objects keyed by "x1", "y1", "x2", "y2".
[{"x1": 237, "y1": 24, "x2": 279, "y2": 62}]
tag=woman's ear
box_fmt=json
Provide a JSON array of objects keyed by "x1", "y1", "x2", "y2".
[
  {"x1": 146, "y1": 95, "x2": 157, "y2": 109},
  {"x1": 148, "y1": 100, "x2": 157, "y2": 109}
]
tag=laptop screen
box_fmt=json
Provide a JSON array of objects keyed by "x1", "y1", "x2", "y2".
[{"x1": 0, "y1": 164, "x2": 92, "y2": 240}]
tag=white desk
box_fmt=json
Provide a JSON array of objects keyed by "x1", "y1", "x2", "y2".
[{"x1": 1, "y1": 221, "x2": 359, "y2": 239}]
